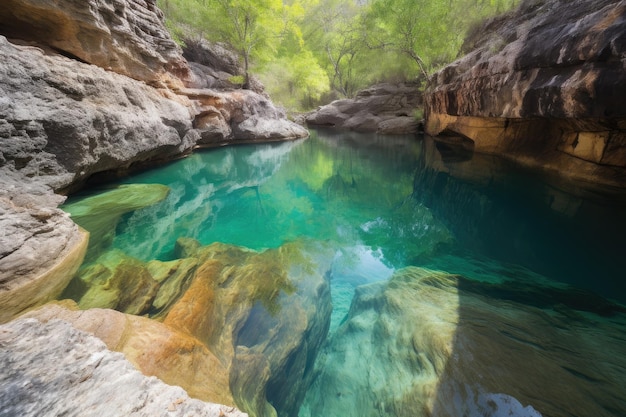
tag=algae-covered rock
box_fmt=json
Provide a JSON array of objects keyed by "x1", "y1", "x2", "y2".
[
  {"x1": 64, "y1": 250, "x2": 159, "y2": 316},
  {"x1": 63, "y1": 184, "x2": 170, "y2": 259},
  {"x1": 302, "y1": 267, "x2": 626, "y2": 417},
  {"x1": 161, "y1": 240, "x2": 334, "y2": 417},
  {"x1": 54, "y1": 238, "x2": 333, "y2": 417}
]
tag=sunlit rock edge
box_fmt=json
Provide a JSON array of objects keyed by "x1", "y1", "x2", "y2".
[
  {"x1": 424, "y1": 0, "x2": 626, "y2": 188},
  {"x1": 0, "y1": 317, "x2": 247, "y2": 417}
]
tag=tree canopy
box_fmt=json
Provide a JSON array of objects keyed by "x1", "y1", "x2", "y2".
[{"x1": 158, "y1": 0, "x2": 519, "y2": 111}]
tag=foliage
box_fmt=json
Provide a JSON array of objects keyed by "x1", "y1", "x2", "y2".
[{"x1": 157, "y1": 0, "x2": 520, "y2": 111}]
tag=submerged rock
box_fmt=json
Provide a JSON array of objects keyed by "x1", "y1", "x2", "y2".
[
  {"x1": 48, "y1": 239, "x2": 333, "y2": 417},
  {"x1": 63, "y1": 184, "x2": 170, "y2": 259},
  {"x1": 424, "y1": 0, "x2": 626, "y2": 187},
  {"x1": 0, "y1": 316, "x2": 246, "y2": 417},
  {"x1": 161, "y1": 240, "x2": 333, "y2": 417},
  {"x1": 302, "y1": 267, "x2": 626, "y2": 417},
  {"x1": 306, "y1": 83, "x2": 422, "y2": 134}
]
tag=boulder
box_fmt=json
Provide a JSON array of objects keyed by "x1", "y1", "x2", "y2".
[
  {"x1": 0, "y1": 170, "x2": 88, "y2": 324},
  {"x1": 23, "y1": 301, "x2": 235, "y2": 407},
  {"x1": 424, "y1": 0, "x2": 626, "y2": 187},
  {"x1": 0, "y1": 0, "x2": 190, "y2": 88},
  {"x1": 302, "y1": 267, "x2": 626, "y2": 417},
  {"x1": 183, "y1": 88, "x2": 309, "y2": 146},
  {"x1": 0, "y1": 316, "x2": 246, "y2": 417},
  {"x1": 306, "y1": 83, "x2": 422, "y2": 134}
]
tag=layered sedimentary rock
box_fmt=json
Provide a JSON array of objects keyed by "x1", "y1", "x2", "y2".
[
  {"x1": 58, "y1": 238, "x2": 333, "y2": 417},
  {"x1": 0, "y1": 171, "x2": 88, "y2": 324},
  {"x1": 0, "y1": 317, "x2": 247, "y2": 417},
  {"x1": 306, "y1": 83, "x2": 422, "y2": 134},
  {"x1": 0, "y1": 35, "x2": 195, "y2": 192},
  {"x1": 424, "y1": 0, "x2": 626, "y2": 187},
  {"x1": 302, "y1": 267, "x2": 626, "y2": 417},
  {"x1": 0, "y1": 0, "x2": 190, "y2": 88}
]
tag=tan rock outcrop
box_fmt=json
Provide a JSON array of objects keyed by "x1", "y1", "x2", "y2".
[
  {"x1": 424, "y1": 0, "x2": 626, "y2": 187},
  {"x1": 24, "y1": 301, "x2": 235, "y2": 407},
  {"x1": 0, "y1": 0, "x2": 190, "y2": 88},
  {"x1": 0, "y1": 316, "x2": 246, "y2": 417}
]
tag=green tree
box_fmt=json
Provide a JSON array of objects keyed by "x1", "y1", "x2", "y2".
[
  {"x1": 303, "y1": 0, "x2": 367, "y2": 97},
  {"x1": 204, "y1": 0, "x2": 285, "y2": 88}
]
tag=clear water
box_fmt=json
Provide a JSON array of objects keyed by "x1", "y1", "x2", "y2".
[{"x1": 66, "y1": 128, "x2": 626, "y2": 416}]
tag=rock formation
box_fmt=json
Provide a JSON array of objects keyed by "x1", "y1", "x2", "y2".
[
  {"x1": 0, "y1": 316, "x2": 247, "y2": 417},
  {"x1": 305, "y1": 83, "x2": 422, "y2": 134},
  {"x1": 302, "y1": 267, "x2": 626, "y2": 417},
  {"x1": 55, "y1": 238, "x2": 333, "y2": 417},
  {"x1": 424, "y1": 0, "x2": 626, "y2": 187},
  {"x1": 0, "y1": 0, "x2": 307, "y2": 326},
  {"x1": 0, "y1": 170, "x2": 88, "y2": 324},
  {"x1": 0, "y1": 0, "x2": 191, "y2": 88}
]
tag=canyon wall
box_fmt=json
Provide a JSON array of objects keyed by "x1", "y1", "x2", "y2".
[{"x1": 424, "y1": 0, "x2": 626, "y2": 187}]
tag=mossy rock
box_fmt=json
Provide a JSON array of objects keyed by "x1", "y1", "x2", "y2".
[{"x1": 63, "y1": 184, "x2": 170, "y2": 260}]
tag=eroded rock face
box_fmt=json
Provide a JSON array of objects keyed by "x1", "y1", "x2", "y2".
[
  {"x1": 0, "y1": 0, "x2": 190, "y2": 88},
  {"x1": 424, "y1": 0, "x2": 626, "y2": 187},
  {"x1": 302, "y1": 267, "x2": 626, "y2": 417},
  {"x1": 0, "y1": 170, "x2": 88, "y2": 324},
  {"x1": 0, "y1": 316, "x2": 247, "y2": 417},
  {"x1": 0, "y1": 35, "x2": 195, "y2": 192},
  {"x1": 306, "y1": 83, "x2": 422, "y2": 134}
]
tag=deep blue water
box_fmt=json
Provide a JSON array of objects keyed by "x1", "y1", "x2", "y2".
[{"x1": 65, "y1": 128, "x2": 626, "y2": 416}]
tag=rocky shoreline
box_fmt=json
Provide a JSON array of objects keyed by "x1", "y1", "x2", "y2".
[{"x1": 0, "y1": 1, "x2": 307, "y2": 415}]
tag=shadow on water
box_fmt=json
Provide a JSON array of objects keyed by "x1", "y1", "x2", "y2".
[
  {"x1": 416, "y1": 136, "x2": 626, "y2": 416},
  {"x1": 413, "y1": 136, "x2": 626, "y2": 303},
  {"x1": 301, "y1": 133, "x2": 626, "y2": 417}
]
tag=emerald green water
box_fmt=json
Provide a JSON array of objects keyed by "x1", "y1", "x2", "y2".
[{"x1": 65, "y1": 128, "x2": 626, "y2": 416}]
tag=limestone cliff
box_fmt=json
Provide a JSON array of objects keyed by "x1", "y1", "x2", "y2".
[{"x1": 424, "y1": 0, "x2": 626, "y2": 187}]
